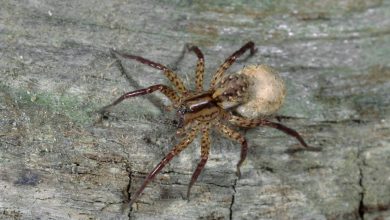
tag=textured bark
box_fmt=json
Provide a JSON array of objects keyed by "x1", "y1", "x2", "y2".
[{"x1": 0, "y1": 0, "x2": 389, "y2": 219}]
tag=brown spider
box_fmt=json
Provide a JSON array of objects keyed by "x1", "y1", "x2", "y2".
[{"x1": 101, "y1": 41, "x2": 310, "y2": 206}]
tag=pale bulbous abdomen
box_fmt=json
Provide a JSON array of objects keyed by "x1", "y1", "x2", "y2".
[{"x1": 235, "y1": 65, "x2": 285, "y2": 118}]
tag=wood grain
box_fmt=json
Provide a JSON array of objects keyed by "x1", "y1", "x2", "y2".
[{"x1": 1, "y1": 0, "x2": 389, "y2": 219}]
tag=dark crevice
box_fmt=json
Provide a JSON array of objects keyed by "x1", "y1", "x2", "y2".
[
  {"x1": 358, "y1": 165, "x2": 364, "y2": 220},
  {"x1": 357, "y1": 149, "x2": 365, "y2": 220},
  {"x1": 155, "y1": 179, "x2": 232, "y2": 188},
  {"x1": 316, "y1": 119, "x2": 368, "y2": 124},
  {"x1": 274, "y1": 115, "x2": 368, "y2": 125},
  {"x1": 229, "y1": 179, "x2": 238, "y2": 220},
  {"x1": 127, "y1": 167, "x2": 133, "y2": 220},
  {"x1": 203, "y1": 181, "x2": 231, "y2": 188}
]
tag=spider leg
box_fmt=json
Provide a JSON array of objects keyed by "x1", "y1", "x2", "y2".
[
  {"x1": 216, "y1": 123, "x2": 248, "y2": 178},
  {"x1": 112, "y1": 50, "x2": 187, "y2": 93},
  {"x1": 210, "y1": 41, "x2": 256, "y2": 87},
  {"x1": 129, "y1": 126, "x2": 199, "y2": 207},
  {"x1": 99, "y1": 84, "x2": 180, "y2": 114},
  {"x1": 187, "y1": 45, "x2": 205, "y2": 91},
  {"x1": 227, "y1": 114, "x2": 310, "y2": 149},
  {"x1": 187, "y1": 126, "x2": 210, "y2": 200}
]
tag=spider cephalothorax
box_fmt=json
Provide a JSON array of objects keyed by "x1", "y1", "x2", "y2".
[{"x1": 100, "y1": 41, "x2": 310, "y2": 206}]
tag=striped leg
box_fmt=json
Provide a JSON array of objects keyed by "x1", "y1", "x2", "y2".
[
  {"x1": 210, "y1": 41, "x2": 256, "y2": 87},
  {"x1": 187, "y1": 127, "x2": 210, "y2": 200},
  {"x1": 112, "y1": 50, "x2": 187, "y2": 93},
  {"x1": 187, "y1": 45, "x2": 205, "y2": 91},
  {"x1": 99, "y1": 84, "x2": 180, "y2": 114},
  {"x1": 216, "y1": 123, "x2": 248, "y2": 178},
  {"x1": 227, "y1": 114, "x2": 310, "y2": 149},
  {"x1": 129, "y1": 126, "x2": 199, "y2": 207}
]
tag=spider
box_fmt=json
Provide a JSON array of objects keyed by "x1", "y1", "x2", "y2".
[{"x1": 100, "y1": 41, "x2": 311, "y2": 206}]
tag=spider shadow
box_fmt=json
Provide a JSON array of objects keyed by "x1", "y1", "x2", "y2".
[
  {"x1": 284, "y1": 146, "x2": 322, "y2": 154},
  {"x1": 104, "y1": 49, "x2": 170, "y2": 113}
]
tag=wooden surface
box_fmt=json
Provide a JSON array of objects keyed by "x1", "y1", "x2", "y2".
[{"x1": 1, "y1": 0, "x2": 389, "y2": 219}]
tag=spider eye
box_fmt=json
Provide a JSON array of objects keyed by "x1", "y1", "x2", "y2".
[{"x1": 177, "y1": 105, "x2": 188, "y2": 114}]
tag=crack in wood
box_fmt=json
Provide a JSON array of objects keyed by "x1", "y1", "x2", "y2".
[
  {"x1": 357, "y1": 148, "x2": 365, "y2": 220},
  {"x1": 229, "y1": 179, "x2": 238, "y2": 220},
  {"x1": 126, "y1": 166, "x2": 133, "y2": 219}
]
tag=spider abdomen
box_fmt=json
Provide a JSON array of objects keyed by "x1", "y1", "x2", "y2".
[
  {"x1": 212, "y1": 74, "x2": 250, "y2": 109},
  {"x1": 212, "y1": 65, "x2": 285, "y2": 118}
]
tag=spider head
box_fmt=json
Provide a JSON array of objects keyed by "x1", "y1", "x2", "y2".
[{"x1": 175, "y1": 92, "x2": 218, "y2": 128}]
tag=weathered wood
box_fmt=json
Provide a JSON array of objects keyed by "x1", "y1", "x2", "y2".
[{"x1": 1, "y1": 0, "x2": 389, "y2": 219}]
